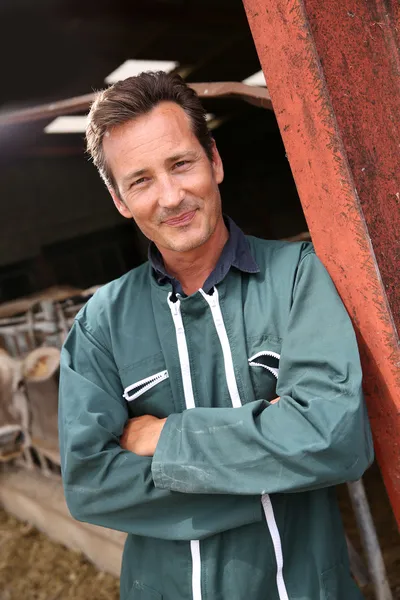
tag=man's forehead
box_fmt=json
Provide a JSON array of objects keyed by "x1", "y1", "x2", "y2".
[
  {"x1": 108, "y1": 103, "x2": 193, "y2": 142},
  {"x1": 103, "y1": 103, "x2": 198, "y2": 159}
]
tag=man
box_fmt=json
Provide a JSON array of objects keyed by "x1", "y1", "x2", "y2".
[{"x1": 59, "y1": 71, "x2": 373, "y2": 600}]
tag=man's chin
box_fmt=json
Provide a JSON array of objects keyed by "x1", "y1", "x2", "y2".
[{"x1": 162, "y1": 229, "x2": 211, "y2": 253}]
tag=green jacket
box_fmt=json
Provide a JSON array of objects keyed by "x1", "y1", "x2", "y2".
[{"x1": 59, "y1": 237, "x2": 373, "y2": 600}]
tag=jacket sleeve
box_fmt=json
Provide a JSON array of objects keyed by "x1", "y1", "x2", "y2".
[
  {"x1": 58, "y1": 318, "x2": 262, "y2": 540},
  {"x1": 152, "y1": 251, "x2": 374, "y2": 495}
]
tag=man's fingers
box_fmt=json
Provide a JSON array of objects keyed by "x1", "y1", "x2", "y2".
[{"x1": 270, "y1": 397, "x2": 280, "y2": 405}]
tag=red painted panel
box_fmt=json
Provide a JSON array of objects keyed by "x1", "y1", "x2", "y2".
[
  {"x1": 303, "y1": 0, "x2": 400, "y2": 332},
  {"x1": 243, "y1": 0, "x2": 400, "y2": 525},
  {"x1": 385, "y1": 0, "x2": 400, "y2": 52}
]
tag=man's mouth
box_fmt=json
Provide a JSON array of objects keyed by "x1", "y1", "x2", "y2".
[{"x1": 163, "y1": 210, "x2": 197, "y2": 227}]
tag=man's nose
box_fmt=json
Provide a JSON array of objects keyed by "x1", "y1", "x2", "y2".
[{"x1": 157, "y1": 174, "x2": 184, "y2": 209}]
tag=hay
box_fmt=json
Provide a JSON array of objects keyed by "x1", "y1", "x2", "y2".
[{"x1": 0, "y1": 510, "x2": 119, "y2": 600}]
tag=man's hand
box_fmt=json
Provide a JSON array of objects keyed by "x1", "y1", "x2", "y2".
[
  {"x1": 120, "y1": 399, "x2": 279, "y2": 457},
  {"x1": 120, "y1": 415, "x2": 167, "y2": 457}
]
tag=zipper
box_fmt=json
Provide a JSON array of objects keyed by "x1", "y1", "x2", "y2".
[
  {"x1": 201, "y1": 288, "x2": 289, "y2": 600},
  {"x1": 199, "y1": 288, "x2": 241, "y2": 408},
  {"x1": 262, "y1": 495, "x2": 289, "y2": 600},
  {"x1": 123, "y1": 370, "x2": 169, "y2": 401},
  {"x1": 167, "y1": 293, "x2": 201, "y2": 600},
  {"x1": 167, "y1": 294, "x2": 195, "y2": 409},
  {"x1": 248, "y1": 350, "x2": 280, "y2": 380},
  {"x1": 190, "y1": 540, "x2": 202, "y2": 600}
]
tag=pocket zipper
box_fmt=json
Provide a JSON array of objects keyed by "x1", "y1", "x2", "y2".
[
  {"x1": 123, "y1": 370, "x2": 169, "y2": 401},
  {"x1": 248, "y1": 350, "x2": 280, "y2": 380}
]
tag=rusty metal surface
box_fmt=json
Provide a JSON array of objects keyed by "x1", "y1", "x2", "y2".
[
  {"x1": 384, "y1": 0, "x2": 400, "y2": 57},
  {"x1": 0, "y1": 82, "x2": 272, "y2": 128},
  {"x1": 303, "y1": 0, "x2": 400, "y2": 336},
  {"x1": 190, "y1": 82, "x2": 272, "y2": 109},
  {"x1": 243, "y1": 0, "x2": 400, "y2": 525}
]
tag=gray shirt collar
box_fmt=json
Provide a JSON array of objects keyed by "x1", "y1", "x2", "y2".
[{"x1": 148, "y1": 216, "x2": 260, "y2": 296}]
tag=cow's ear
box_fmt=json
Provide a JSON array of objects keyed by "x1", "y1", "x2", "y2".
[{"x1": 23, "y1": 347, "x2": 61, "y2": 382}]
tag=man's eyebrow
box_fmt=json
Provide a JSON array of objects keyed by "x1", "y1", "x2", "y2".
[{"x1": 167, "y1": 150, "x2": 199, "y2": 162}]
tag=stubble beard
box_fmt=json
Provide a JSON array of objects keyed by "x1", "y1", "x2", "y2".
[{"x1": 162, "y1": 221, "x2": 214, "y2": 253}]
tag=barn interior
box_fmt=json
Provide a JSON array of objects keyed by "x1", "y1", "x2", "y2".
[
  {"x1": 0, "y1": 0, "x2": 306, "y2": 302},
  {"x1": 0, "y1": 1, "x2": 398, "y2": 599}
]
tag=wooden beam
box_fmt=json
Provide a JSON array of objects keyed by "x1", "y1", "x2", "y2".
[{"x1": 0, "y1": 83, "x2": 272, "y2": 128}]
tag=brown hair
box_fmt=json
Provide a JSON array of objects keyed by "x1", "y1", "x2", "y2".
[{"x1": 86, "y1": 71, "x2": 213, "y2": 195}]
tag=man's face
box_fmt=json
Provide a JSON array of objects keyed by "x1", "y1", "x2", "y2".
[{"x1": 103, "y1": 101, "x2": 224, "y2": 253}]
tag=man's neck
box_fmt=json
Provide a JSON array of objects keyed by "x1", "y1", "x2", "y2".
[{"x1": 158, "y1": 218, "x2": 229, "y2": 296}]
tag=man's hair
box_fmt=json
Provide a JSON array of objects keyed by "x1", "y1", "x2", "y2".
[{"x1": 86, "y1": 71, "x2": 214, "y2": 194}]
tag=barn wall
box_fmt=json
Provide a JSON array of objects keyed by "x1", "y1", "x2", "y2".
[
  {"x1": 0, "y1": 155, "x2": 123, "y2": 267},
  {"x1": 217, "y1": 109, "x2": 307, "y2": 239}
]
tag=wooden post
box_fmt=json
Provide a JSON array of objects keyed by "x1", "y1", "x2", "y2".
[{"x1": 243, "y1": 0, "x2": 400, "y2": 525}]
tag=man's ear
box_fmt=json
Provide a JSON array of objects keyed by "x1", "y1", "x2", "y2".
[
  {"x1": 211, "y1": 140, "x2": 224, "y2": 185},
  {"x1": 108, "y1": 187, "x2": 132, "y2": 219}
]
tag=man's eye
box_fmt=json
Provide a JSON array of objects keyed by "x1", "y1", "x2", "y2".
[
  {"x1": 132, "y1": 177, "x2": 147, "y2": 187},
  {"x1": 174, "y1": 160, "x2": 188, "y2": 168}
]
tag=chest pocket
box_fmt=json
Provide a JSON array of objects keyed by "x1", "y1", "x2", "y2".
[
  {"x1": 119, "y1": 353, "x2": 174, "y2": 418},
  {"x1": 248, "y1": 348, "x2": 280, "y2": 402}
]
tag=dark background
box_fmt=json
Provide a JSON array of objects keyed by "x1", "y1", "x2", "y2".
[{"x1": 0, "y1": 0, "x2": 306, "y2": 302}]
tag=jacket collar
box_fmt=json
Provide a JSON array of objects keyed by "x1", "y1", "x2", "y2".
[{"x1": 148, "y1": 216, "x2": 260, "y2": 295}]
